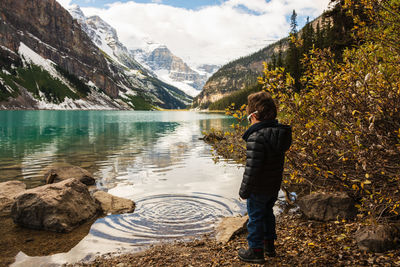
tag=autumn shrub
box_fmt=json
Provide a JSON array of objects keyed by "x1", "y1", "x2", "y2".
[
  {"x1": 261, "y1": 0, "x2": 400, "y2": 221},
  {"x1": 207, "y1": 0, "x2": 400, "y2": 222}
]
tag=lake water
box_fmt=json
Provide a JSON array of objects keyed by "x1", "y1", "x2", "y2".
[{"x1": 0, "y1": 110, "x2": 247, "y2": 266}]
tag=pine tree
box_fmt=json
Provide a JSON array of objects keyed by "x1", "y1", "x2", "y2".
[
  {"x1": 315, "y1": 21, "x2": 323, "y2": 49},
  {"x1": 277, "y1": 41, "x2": 284, "y2": 68},
  {"x1": 301, "y1": 17, "x2": 314, "y2": 56},
  {"x1": 270, "y1": 53, "x2": 277, "y2": 70},
  {"x1": 285, "y1": 10, "x2": 301, "y2": 91},
  {"x1": 323, "y1": 20, "x2": 333, "y2": 49},
  {"x1": 290, "y1": 10, "x2": 298, "y2": 35},
  {"x1": 323, "y1": 0, "x2": 368, "y2": 60}
]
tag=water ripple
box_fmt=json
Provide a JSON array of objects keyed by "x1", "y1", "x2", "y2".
[{"x1": 90, "y1": 193, "x2": 245, "y2": 245}]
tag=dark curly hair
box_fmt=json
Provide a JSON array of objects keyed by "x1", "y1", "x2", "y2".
[{"x1": 247, "y1": 91, "x2": 277, "y2": 121}]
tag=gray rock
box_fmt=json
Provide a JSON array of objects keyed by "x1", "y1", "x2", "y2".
[
  {"x1": 355, "y1": 224, "x2": 400, "y2": 252},
  {"x1": 11, "y1": 178, "x2": 101, "y2": 232},
  {"x1": 297, "y1": 192, "x2": 357, "y2": 221},
  {"x1": 44, "y1": 164, "x2": 95, "y2": 186},
  {"x1": 215, "y1": 216, "x2": 248, "y2": 244},
  {"x1": 0, "y1": 181, "x2": 26, "y2": 216},
  {"x1": 93, "y1": 191, "x2": 135, "y2": 215}
]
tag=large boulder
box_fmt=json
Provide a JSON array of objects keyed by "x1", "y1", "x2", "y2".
[
  {"x1": 0, "y1": 181, "x2": 26, "y2": 216},
  {"x1": 11, "y1": 178, "x2": 101, "y2": 232},
  {"x1": 355, "y1": 224, "x2": 400, "y2": 252},
  {"x1": 297, "y1": 192, "x2": 357, "y2": 221},
  {"x1": 44, "y1": 164, "x2": 95, "y2": 186},
  {"x1": 93, "y1": 191, "x2": 135, "y2": 215},
  {"x1": 215, "y1": 216, "x2": 248, "y2": 244}
]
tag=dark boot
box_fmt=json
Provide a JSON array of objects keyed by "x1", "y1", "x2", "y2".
[
  {"x1": 238, "y1": 247, "x2": 265, "y2": 264},
  {"x1": 264, "y1": 239, "x2": 276, "y2": 257}
]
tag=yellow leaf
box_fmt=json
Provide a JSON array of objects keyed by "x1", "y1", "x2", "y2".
[{"x1": 336, "y1": 236, "x2": 345, "y2": 241}]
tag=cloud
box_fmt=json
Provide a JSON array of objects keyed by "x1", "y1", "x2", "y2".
[
  {"x1": 80, "y1": 0, "x2": 330, "y2": 66},
  {"x1": 151, "y1": 0, "x2": 163, "y2": 3}
]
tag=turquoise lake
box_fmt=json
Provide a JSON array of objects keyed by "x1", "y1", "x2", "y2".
[{"x1": 0, "y1": 110, "x2": 247, "y2": 266}]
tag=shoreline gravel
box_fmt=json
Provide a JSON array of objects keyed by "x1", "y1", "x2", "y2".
[{"x1": 68, "y1": 212, "x2": 400, "y2": 266}]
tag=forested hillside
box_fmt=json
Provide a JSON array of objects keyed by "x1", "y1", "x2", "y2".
[
  {"x1": 196, "y1": 1, "x2": 359, "y2": 110},
  {"x1": 192, "y1": 39, "x2": 287, "y2": 109}
]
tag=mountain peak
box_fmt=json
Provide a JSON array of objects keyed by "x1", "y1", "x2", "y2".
[
  {"x1": 86, "y1": 16, "x2": 118, "y2": 40},
  {"x1": 68, "y1": 5, "x2": 85, "y2": 22}
]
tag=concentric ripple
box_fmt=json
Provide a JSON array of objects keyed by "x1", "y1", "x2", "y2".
[{"x1": 90, "y1": 193, "x2": 245, "y2": 246}]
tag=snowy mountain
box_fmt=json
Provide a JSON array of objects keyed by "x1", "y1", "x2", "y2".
[
  {"x1": 68, "y1": 5, "x2": 218, "y2": 97},
  {"x1": 69, "y1": 5, "x2": 149, "y2": 75},
  {"x1": 132, "y1": 41, "x2": 219, "y2": 97},
  {"x1": 0, "y1": 0, "x2": 191, "y2": 110}
]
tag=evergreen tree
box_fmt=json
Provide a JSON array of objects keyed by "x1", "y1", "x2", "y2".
[
  {"x1": 323, "y1": 0, "x2": 369, "y2": 60},
  {"x1": 285, "y1": 10, "x2": 301, "y2": 91},
  {"x1": 277, "y1": 41, "x2": 284, "y2": 68},
  {"x1": 315, "y1": 21, "x2": 323, "y2": 49},
  {"x1": 301, "y1": 17, "x2": 314, "y2": 55},
  {"x1": 323, "y1": 20, "x2": 333, "y2": 49},
  {"x1": 270, "y1": 53, "x2": 277, "y2": 70},
  {"x1": 290, "y1": 10, "x2": 298, "y2": 35}
]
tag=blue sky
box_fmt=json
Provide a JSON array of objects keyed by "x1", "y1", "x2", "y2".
[
  {"x1": 58, "y1": 0, "x2": 331, "y2": 66},
  {"x1": 69, "y1": 0, "x2": 304, "y2": 20},
  {"x1": 69, "y1": 0, "x2": 311, "y2": 29},
  {"x1": 71, "y1": 0, "x2": 225, "y2": 9}
]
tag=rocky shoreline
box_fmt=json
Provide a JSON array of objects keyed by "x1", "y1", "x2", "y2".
[
  {"x1": 67, "y1": 189, "x2": 399, "y2": 266},
  {"x1": 1, "y1": 163, "x2": 400, "y2": 266},
  {"x1": 68, "y1": 212, "x2": 400, "y2": 266}
]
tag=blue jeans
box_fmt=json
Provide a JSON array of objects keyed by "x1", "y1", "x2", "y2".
[{"x1": 246, "y1": 193, "x2": 277, "y2": 249}]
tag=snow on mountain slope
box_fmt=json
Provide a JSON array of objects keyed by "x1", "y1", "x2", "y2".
[
  {"x1": 69, "y1": 5, "x2": 147, "y2": 74},
  {"x1": 69, "y1": 5, "x2": 218, "y2": 97},
  {"x1": 131, "y1": 41, "x2": 217, "y2": 97},
  {"x1": 153, "y1": 69, "x2": 200, "y2": 97},
  {"x1": 66, "y1": 5, "x2": 192, "y2": 109},
  {"x1": 16, "y1": 42, "x2": 128, "y2": 110}
]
